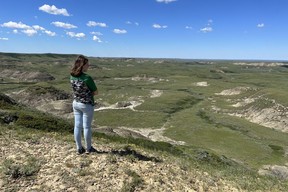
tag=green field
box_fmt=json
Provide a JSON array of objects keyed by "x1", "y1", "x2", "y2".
[{"x1": 1, "y1": 52, "x2": 288, "y2": 189}]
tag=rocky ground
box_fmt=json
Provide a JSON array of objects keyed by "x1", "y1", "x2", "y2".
[{"x1": 0, "y1": 128, "x2": 240, "y2": 192}]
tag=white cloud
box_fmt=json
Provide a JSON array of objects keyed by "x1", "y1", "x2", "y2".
[
  {"x1": 87, "y1": 21, "x2": 107, "y2": 27},
  {"x1": 200, "y1": 26, "x2": 213, "y2": 33},
  {"x1": 93, "y1": 35, "x2": 102, "y2": 42},
  {"x1": 113, "y1": 29, "x2": 127, "y2": 34},
  {"x1": 66, "y1": 32, "x2": 85, "y2": 38},
  {"x1": 1, "y1": 21, "x2": 30, "y2": 29},
  {"x1": 51, "y1": 21, "x2": 77, "y2": 29},
  {"x1": 185, "y1": 26, "x2": 193, "y2": 30},
  {"x1": 39, "y1": 4, "x2": 70, "y2": 16},
  {"x1": 1, "y1": 21, "x2": 56, "y2": 37},
  {"x1": 33, "y1": 25, "x2": 45, "y2": 31},
  {"x1": 126, "y1": 21, "x2": 139, "y2": 26},
  {"x1": 0, "y1": 37, "x2": 8, "y2": 40},
  {"x1": 257, "y1": 23, "x2": 265, "y2": 28},
  {"x1": 44, "y1": 30, "x2": 56, "y2": 36},
  {"x1": 90, "y1": 32, "x2": 103, "y2": 36},
  {"x1": 22, "y1": 29, "x2": 38, "y2": 36},
  {"x1": 156, "y1": 0, "x2": 177, "y2": 3},
  {"x1": 200, "y1": 19, "x2": 213, "y2": 33},
  {"x1": 152, "y1": 24, "x2": 168, "y2": 29}
]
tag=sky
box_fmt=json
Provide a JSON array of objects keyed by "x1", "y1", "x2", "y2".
[{"x1": 0, "y1": 0, "x2": 288, "y2": 60}]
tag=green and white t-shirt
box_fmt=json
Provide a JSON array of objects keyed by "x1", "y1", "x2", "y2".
[{"x1": 70, "y1": 73, "x2": 97, "y2": 105}]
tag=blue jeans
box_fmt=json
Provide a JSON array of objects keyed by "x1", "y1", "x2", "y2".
[{"x1": 72, "y1": 100, "x2": 94, "y2": 150}]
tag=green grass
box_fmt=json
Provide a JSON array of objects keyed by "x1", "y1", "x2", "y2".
[
  {"x1": 96, "y1": 109, "x2": 166, "y2": 128},
  {"x1": 2, "y1": 53, "x2": 288, "y2": 190},
  {"x1": 0, "y1": 105, "x2": 287, "y2": 191},
  {"x1": 15, "y1": 110, "x2": 73, "y2": 132},
  {"x1": 136, "y1": 90, "x2": 201, "y2": 112}
]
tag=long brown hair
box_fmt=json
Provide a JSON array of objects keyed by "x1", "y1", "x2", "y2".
[{"x1": 70, "y1": 55, "x2": 89, "y2": 77}]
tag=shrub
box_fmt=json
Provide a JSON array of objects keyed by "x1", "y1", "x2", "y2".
[
  {"x1": 121, "y1": 170, "x2": 143, "y2": 192},
  {"x1": 0, "y1": 93, "x2": 17, "y2": 109},
  {"x1": 269, "y1": 144, "x2": 284, "y2": 155},
  {"x1": 16, "y1": 111, "x2": 73, "y2": 133},
  {"x1": 2, "y1": 157, "x2": 41, "y2": 179}
]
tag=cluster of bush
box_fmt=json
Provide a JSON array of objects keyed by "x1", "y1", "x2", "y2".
[{"x1": 0, "y1": 93, "x2": 73, "y2": 133}]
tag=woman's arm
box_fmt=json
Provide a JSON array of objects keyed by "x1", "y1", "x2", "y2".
[{"x1": 93, "y1": 90, "x2": 98, "y2": 95}]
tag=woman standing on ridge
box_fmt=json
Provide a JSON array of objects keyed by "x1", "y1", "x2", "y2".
[{"x1": 70, "y1": 55, "x2": 98, "y2": 154}]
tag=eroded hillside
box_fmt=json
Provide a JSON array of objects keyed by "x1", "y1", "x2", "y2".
[{"x1": 1, "y1": 53, "x2": 288, "y2": 191}]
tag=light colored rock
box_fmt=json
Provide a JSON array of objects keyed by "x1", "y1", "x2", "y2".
[{"x1": 193, "y1": 82, "x2": 209, "y2": 87}]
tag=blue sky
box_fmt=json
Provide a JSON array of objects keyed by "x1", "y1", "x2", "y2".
[{"x1": 0, "y1": 0, "x2": 287, "y2": 60}]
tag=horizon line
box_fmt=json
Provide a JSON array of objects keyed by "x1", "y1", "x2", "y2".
[{"x1": 0, "y1": 51, "x2": 287, "y2": 63}]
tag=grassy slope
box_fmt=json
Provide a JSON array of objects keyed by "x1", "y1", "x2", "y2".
[
  {"x1": 1, "y1": 53, "x2": 288, "y2": 190},
  {"x1": 0, "y1": 99, "x2": 287, "y2": 191}
]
